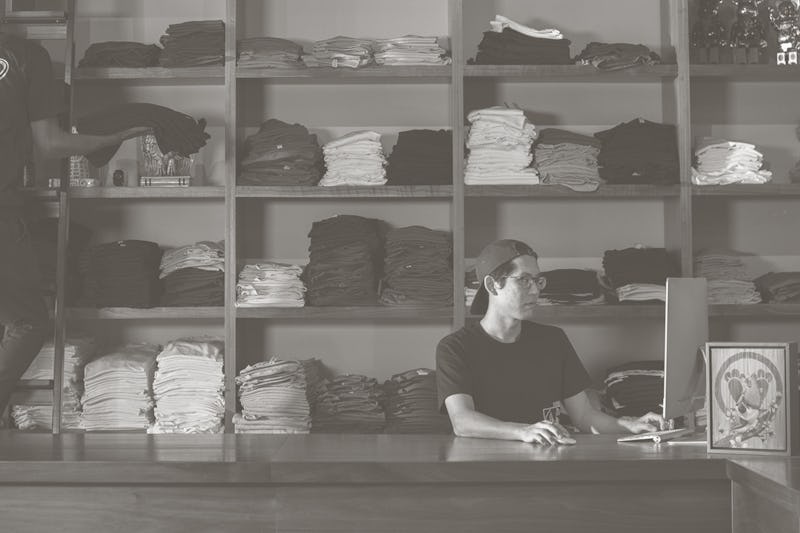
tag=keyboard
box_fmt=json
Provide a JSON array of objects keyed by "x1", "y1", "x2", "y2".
[{"x1": 617, "y1": 427, "x2": 694, "y2": 444}]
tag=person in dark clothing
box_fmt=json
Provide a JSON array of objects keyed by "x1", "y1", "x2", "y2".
[
  {"x1": 436, "y1": 239, "x2": 667, "y2": 444},
  {"x1": 0, "y1": 33, "x2": 148, "y2": 418}
]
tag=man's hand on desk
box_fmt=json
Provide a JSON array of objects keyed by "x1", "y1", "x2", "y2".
[
  {"x1": 618, "y1": 412, "x2": 669, "y2": 434},
  {"x1": 518, "y1": 420, "x2": 577, "y2": 445}
]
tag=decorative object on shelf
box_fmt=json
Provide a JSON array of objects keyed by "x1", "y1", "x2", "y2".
[
  {"x1": 112, "y1": 169, "x2": 125, "y2": 186},
  {"x1": 768, "y1": 0, "x2": 800, "y2": 64},
  {"x1": 706, "y1": 342, "x2": 798, "y2": 455},
  {"x1": 691, "y1": 0, "x2": 729, "y2": 63},
  {"x1": 729, "y1": 0, "x2": 768, "y2": 64},
  {"x1": 138, "y1": 133, "x2": 193, "y2": 187}
]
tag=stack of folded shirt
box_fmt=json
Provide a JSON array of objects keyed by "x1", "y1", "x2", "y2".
[
  {"x1": 78, "y1": 240, "x2": 163, "y2": 308},
  {"x1": 691, "y1": 138, "x2": 773, "y2": 185},
  {"x1": 534, "y1": 128, "x2": 602, "y2": 191},
  {"x1": 29, "y1": 218, "x2": 91, "y2": 304},
  {"x1": 537, "y1": 269, "x2": 604, "y2": 305},
  {"x1": 304, "y1": 215, "x2": 383, "y2": 306},
  {"x1": 302, "y1": 36, "x2": 373, "y2": 68},
  {"x1": 603, "y1": 361, "x2": 664, "y2": 417},
  {"x1": 575, "y1": 42, "x2": 661, "y2": 71},
  {"x1": 755, "y1": 272, "x2": 800, "y2": 303},
  {"x1": 694, "y1": 250, "x2": 762, "y2": 304},
  {"x1": 79, "y1": 41, "x2": 162, "y2": 68},
  {"x1": 239, "y1": 119, "x2": 323, "y2": 186},
  {"x1": 595, "y1": 119, "x2": 679, "y2": 184},
  {"x1": 382, "y1": 368, "x2": 451, "y2": 434},
  {"x1": 603, "y1": 247, "x2": 676, "y2": 303},
  {"x1": 236, "y1": 262, "x2": 306, "y2": 307},
  {"x1": 158, "y1": 20, "x2": 225, "y2": 67},
  {"x1": 160, "y1": 241, "x2": 224, "y2": 307},
  {"x1": 474, "y1": 15, "x2": 571, "y2": 65},
  {"x1": 464, "y1": 268, "x2": 479, "y2": 307},
  {"x1": 234, "y1": 358, "x2": 319, "y2": 434},
  {"x1": 149, "y1": 337, "x2": 225, "y2": 434},
  {"x1": 237, "y1": 37, "x2": 304, "y2": 69},
  {"x1": 80, "y1": 343, "x2": 159, "y2": 431},
  {"x1": 319, "y1": 131, "x2": 387, "y2": 186},
  {"x1": 380, "y1": 226, "x2": 453, "y2": 307},
  {"x1": 386, "y1": 129, "x2": 452, "y2": 185},
  {"x1": 373, "y1": 35, "x2": 451, "y2": 66},
  {"x1": 464, "y1": 106, "x2": 539, "y2": 185},
  {"x1": 312, "y1": 374, "x2": 386, "y2": 433}
]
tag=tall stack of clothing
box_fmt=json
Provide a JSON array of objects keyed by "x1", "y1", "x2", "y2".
[
  {"x1": 380, "y1": 226, "x2": 453, "y2": 307},
  {"x1": 160, "y1": 241, "x2": 224, "y2": 307},
  {"x1": 80, "y1": 343, "x2": 159, "y2": 431},
  {"x1": 302, "y1": 36, "x2": 373, "y2": 68},
  {"x1": 755, "y1": 272, "x2": 800, "y2": 303},
  {"x1": 79, "y1": 41, "x2": 161, "y2": 67},
  {"x1": 575, "y1": 42, "x2": 661, "y2": 71},
  {"x1": 474, "y1": 15, "x2": 571, "y2": 65},
  {"x1": 319, "y1": 131, "x2": 387, "y2": 186},
  {"x1": 304, "y1": 215, "x2": 383, "y2": 306},
  {"x1": 603, "y1": 247, "x2": 676, "y2": 303},
  {"x1": 237, "y1": 37, "x2": 304, "y2": 69},
  {"x1": 694, "y1": 250, "x2": 762, "y2": 304},
  {"x1": 537, "y1": 269, "x2": 605, "y2": 306},
  {"x1": 595, "y1": 119, "x2": 679, "y2": 185},
  {"x1": 691, "y1": 138, "x2": 772, "y2": 185},
  {"x1": 312, "y1": 374, "x2": 386, "y2": 433},
  {"x1": 464, "y1": 106, "x2": 539, "y2": 185},
  {"x1": 149, "y1": 337, "x2": 225, "y2": 434},
  {"x1": 373, "y1": 36, "x2": 451, "y2": 66},
  {"x1": 534, "y1": 128, "x2": 602, "y2": 192},
  {"x1": 236, "y1": 262, "x2": 306, "y2": 307},
  {"x1": 386, "y1": 129, "x2": 452, "y2": 185},
  {"x1": 78, "y1": 240, "x2": 162, "y2": 308},
  {"x1": 382, "y1": 368, "x2": 451, "y2": 434},
  {"x1": 239, "y1": 119, "x2": 323, "y2": 186},
  {"x1": 29, "y1": 218, "x2": 91, "y2": 305},
  {"x1": 603, "y1": 361, "x2": 664, "y2": 417},
  {"x1": 158, "y1": 20, "x2": 225, "y2": 67}
]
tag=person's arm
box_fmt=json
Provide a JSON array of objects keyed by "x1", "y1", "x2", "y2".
[
  {"x1": 30, "y1": 117, "x2": 150, "y2": 160},
  {"x1": 563, "y1": 390, "x2": 667, "y2": 434}
]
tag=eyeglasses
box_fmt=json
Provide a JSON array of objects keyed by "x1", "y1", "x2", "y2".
[{"x1": 503, "y1": 274, "x2": 547, "y2": 290}]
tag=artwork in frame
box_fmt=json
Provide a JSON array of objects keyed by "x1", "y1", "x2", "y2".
[{"x1": 706, "y1": 342, "x2": 798, "y2": 455}]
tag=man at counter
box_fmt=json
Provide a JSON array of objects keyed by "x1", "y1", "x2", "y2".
[{"x1": 436, "y1": 239, "x2": 667, "y2": 445}]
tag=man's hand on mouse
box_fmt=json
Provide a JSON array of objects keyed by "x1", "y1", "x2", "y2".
[{"x1": 518, "y1": 420, "x2": 577, "y2": 445}]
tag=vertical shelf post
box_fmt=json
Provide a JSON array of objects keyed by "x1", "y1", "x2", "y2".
[{"x1": 450, "y1": 0, "x2": 466, "y2": 329}]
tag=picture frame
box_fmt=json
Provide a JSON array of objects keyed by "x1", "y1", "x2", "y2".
[{"x1": 706, "y1": 342, "x2": 798, "y2": 455}]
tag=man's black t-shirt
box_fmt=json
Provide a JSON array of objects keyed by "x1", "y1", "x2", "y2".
[
  {"x1": 436, "y1": 321, "x2": 592, "y2": 424},
  {"x1": 0, "y1": 33, "x2": 64, "y2": 207}
]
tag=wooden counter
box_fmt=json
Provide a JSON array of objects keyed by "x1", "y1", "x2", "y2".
[{"x1": 0, "y1": 432, "x2": 797, "y2": 533}]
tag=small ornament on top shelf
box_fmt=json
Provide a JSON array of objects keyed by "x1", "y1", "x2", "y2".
[
  {"x1": 138, "y1": 133, "x2": 194, "y2": 188},
  {"x1": 692, "y1": 0, "x2": 729, "y2": 63},
  {"x1": 730, "y1": 0, "x2": 769, "y2": 64},
  {"x1": 768, "y1": 0, "x2": 800, "y2": 65}
]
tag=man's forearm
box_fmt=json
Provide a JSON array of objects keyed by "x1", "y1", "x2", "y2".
[
  {"x1": 452, "y1": 410, "x2": 527, "y2": 441},
  {"x1": 31, "y1": 117, "x2": 146, "y2": 160},
  {"x1": 579, "y1": 408, "x2": 627, "y2": 434}
]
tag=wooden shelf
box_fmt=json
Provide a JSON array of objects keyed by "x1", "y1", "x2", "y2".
[
  {"x1": 690, "y1": 64, "x2": 800, "y2": 81},
  {"x1": 710, "y1": 304, "x2": 800, "y2": 318},
  {"x1": 692, "y1": 184, "x2": 800, "y2": 197},
  {"x1": 66, "y1": 307, "x2": 224, "y2": 320},
  {"x1": 73, "y1": 66, "x2": 225, "y2": 81},
  {"x1": 15, "y1": 380, "x2": 54, "y2": 390},
  {"x1": 237, "y1": 306, "x2": 453, "y2": 320},
  {"x1": 67, "y1": 187, "x2": 225, "y2": 199},
  {"x1": 236, "y1": 185, "x2": 452, "y2": 198},
  {"x1": 466, "y1": 304, "x2": 666, "y2": 320},
  {"x1": 236, "y1": 65, "x2": 451, "y2": 80},
  {"x1": 465, "y1": 184, "x2": 680, "y2": 198},
  {"x1": 464, "y1": 64, "x2": 677, "y2": 81}
]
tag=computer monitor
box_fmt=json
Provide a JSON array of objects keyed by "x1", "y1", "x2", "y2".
[{"x1": 663, "y1": 277, "x2": 709, "y2": 422}]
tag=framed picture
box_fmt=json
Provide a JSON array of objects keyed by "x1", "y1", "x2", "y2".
[{"x1": 706, "y1": 342, "x2": 798, "y2": 455}]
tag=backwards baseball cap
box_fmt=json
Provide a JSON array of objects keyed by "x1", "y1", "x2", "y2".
[{"x1": 470, "y1": 239, "x2": 537, "y2": 315}]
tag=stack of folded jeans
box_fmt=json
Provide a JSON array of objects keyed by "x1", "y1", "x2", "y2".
[
  {"x1": 239, "y1": 119, "x2": 323, "y2": 186},
  {"x1": 386, "y1": 129, "x2": 452, "y2": 185},
  {"x1": 79, "y1": 240, "x2": 163, "y2": 308},
  {"x1": 595, "y1": 118, "x2": 679, "y2": 185},
  {"x1": 755, "y1": 272, "x2": 800, "y2": 303},
  {"x1": 691, "y1": 138, "x2": 772, "y2": 185},
  {"x1": 29, "y1": 218, "x2": 91, "y2": 304},
  {"x1": 538, "y1": 269, "x2": 604, "y2": 305},
  {"x1": 238, "y1": 37, "x2": 304, "y2": 69},
  {"x1": 373, "y1": 35, "x2": 451, "y2": 65},
  {"x1": 80, "y1": 343, "x2": 159, "y2": 431},
  {"x1": 79, "y1": 41, "x2": 161, "y2": 67},
  {"x1": 160, "y1": 241, "x2": 224, "y2": 306},
  {"x1": 474, "y1": 15, "x2": 571, "y2": 65},
  {"x1": 534, "y1": 128, "x2": 602, "y2": 192},
  {"x1": 464, "y1": 106, "x2": 539, "y2": 185},
  {"x1": 575, "y1": 42, "x2": 661, "y2": 71},
  {"x1": 312, "y1": 374, "x2": 386, "y2": 433},
  {"x1": 319, "y1": 131, "x2": 387, "y2": 186},
  {"x1": 603, "y1": 361, "x2": 664, "y2": 417},
  {"x1": 603, "y1": 247, "x2": 677, "y2": 303},
  {"x1": 234, "y1": 358, "x2": 318, "y2": 434},
  {"x1": 149, "y1": 337, "x2": 225, "y2": 434},
  {"x1": 237, "y1": 263, "x2": 306, "y2": 307},
  {"x1": 302, "y1": 36, "x2": 374, "y2": 68},
  {"x1": 380, "y1": 226, "x2": 453, "y2": 307},
  {"x1": 158, "y1": 20, "x2": 225, "y2": 67},
  {"x1": 304, "y1": 215, "x2": 383, "y2": 306},
  {"x1": 695, "y1": 250, "x2": 762, "y2": 304},
  {"x1": 382, "y1": 368, "x2": 451, "y2": 434}
]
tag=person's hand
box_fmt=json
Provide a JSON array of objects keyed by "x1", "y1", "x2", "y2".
[
  {"x1": 518, "y1": 420, "x2": 576, "y2": 445},
  {"x1": 619, "y1": 412, "x2": 668, "y2": 434}
]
